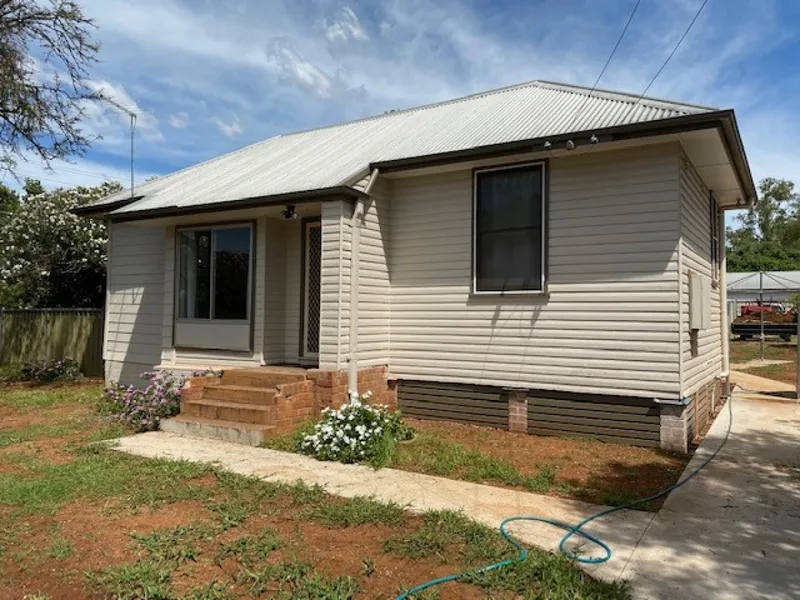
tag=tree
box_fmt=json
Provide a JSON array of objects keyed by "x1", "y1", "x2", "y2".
[
  {"x1": 727, "y1": 177, "x2": 800, "y2": 272},
  {"x1": 0, "y1": 1, "x2": 99, "y2": 175},
  {"x1": 0, "y1": 180, "x2": 120, "y2": 308},
  {"x1": 0, "y1": 181, "x2": 18, "y2": 215},
  {"x1": 22, "y1": 176, "x2": 43, "y2": 196}
]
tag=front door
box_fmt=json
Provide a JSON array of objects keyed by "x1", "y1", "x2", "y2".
[{"x1": 302, "y1": 220, "x2": 321, "y2": 358}]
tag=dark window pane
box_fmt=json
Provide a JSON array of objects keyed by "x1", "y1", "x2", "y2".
[
  {"x1": 178, "y1": 230, "x2": 211, "y2": 318},
  {"x1": 475, "y1": 165, "x2": 544, "y2": 291},
  {"x1": 213, "y1": 227, "x2": 251, "y2": 320},
  {"x1": 477, "y1": 229, "x2": 541, "y2": 291},
  {"x1": 477, "y1": 167, "x2": 542, "y2": 232}
]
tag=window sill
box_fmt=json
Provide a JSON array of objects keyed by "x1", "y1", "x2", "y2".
[{"x1": 469, "y1": 289, "x2": 549, "y2": 299}]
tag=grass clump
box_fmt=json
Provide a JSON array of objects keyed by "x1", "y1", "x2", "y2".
[
  {"x1": 215, "y1": 527, "x2": 281, "y2": 567},
  {"x1": 184, "y1": 580, "x2": 236, "y2": 600},
  {"x1": 131, "y1": 524, "x2": 216, "y2": 565},
  {"x1": 89, "y1": 560, "x2": 174, "y2": 600},
  {"x1": 384, "y1": 510, "x2": 512, "y2": 565},
  {"x1": 393, "y1": 434, "x2": 556, "y2": 493},
  {"x1": 48, "y1": 536, "x2": 73, "y2": 559},
  {"x1": 307, "y1": 496, "x2": 406, "y2": 528},
  {"x1": 238, "y1": 559, "x2": 359, "y2": 599}
]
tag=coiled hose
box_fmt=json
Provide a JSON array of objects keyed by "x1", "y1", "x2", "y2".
[{"x1": 396, "y1": 393, "x2": 734, "y2": 599}]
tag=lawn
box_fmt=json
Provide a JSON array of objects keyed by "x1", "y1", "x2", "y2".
[
  {"x1": 730, "y1": 339, "x2": 799, "y2": 385},
  {"x1": 0, "y1": 382, "x2": 630, "y2": 600},
  {"x1": 265, "y1": 418, "x2": 688, "y2": 510}
]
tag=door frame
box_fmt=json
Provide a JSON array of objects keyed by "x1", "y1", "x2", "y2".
[{"x1": 299, "y1": 218, "x2": 321, "y2": 359}]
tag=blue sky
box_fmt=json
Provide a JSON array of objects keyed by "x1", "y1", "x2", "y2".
[{"x1": 9, "y1": 0, "x2": 800, "y2": 226}]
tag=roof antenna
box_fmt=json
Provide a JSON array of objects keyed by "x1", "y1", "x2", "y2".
[{"x1": 98, "y1": 94, "x2": 137, "y2": 199}]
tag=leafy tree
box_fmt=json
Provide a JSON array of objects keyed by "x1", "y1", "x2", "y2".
[
  {"x1": 0, "y1": 1, "x2": 99, "y2": 174},
  {"x1": 0, "y1": 180, "x2": 120, "y2": 308},
  {"x1": 22, "y1": 177, "x2": 44, "y2": 196},
  {"x1": 0, "y1": 182, "x2": 19, "y2": 215},
  {"x1": 727, "y1": 178, "x2": 800, "y2": 272}
]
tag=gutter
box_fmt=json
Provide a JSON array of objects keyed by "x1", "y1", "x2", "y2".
[
  {"x1": 347, "y1": 168, "x2": 379, "y2": 398},
  {"x1": 74, "y1": 186, "x2": 368, "y2": 222},
  {"x1": 370, "y1": 110, "x2": 757, "y2": 206}
]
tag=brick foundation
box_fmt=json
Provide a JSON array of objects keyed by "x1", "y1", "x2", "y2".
[
  {"x1": 659, "y1": 403, "x2": 689, "y2": 453},
  {"x1": 508, "y1": 390, "x2": 528, "y2": 432},
  {"x1": 308, "y1": 365, "x2": 395, "y2": 410}
]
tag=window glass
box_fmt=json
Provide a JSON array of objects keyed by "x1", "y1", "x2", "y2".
[
  {"x1": 213, "y1": 227, "x2": 251, "y2": 320},
  {"x1": 475, "y1": 165, "x2": 544, "y2": 292},
  {"x1": 178, "y1": 230, "x2": 211, "y2": 318}
]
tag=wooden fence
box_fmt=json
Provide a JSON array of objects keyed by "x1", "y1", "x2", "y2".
[{"x1": 0, "y1": 309, "x2": 104, "y2": 377}]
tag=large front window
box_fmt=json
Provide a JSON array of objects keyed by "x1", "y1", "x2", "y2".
[
  {"x1": 474, "y1": 163, "x2": 546, "y2": 293},
  {"x1": 178, "y1": 225, "x2": 252, "y2": 320}
]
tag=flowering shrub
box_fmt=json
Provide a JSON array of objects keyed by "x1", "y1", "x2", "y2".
[
  {"x1": 298, "y1": 393, "x2": 414, "y2": 467},
  {"x1": 100, "y1": 370, "x2": 187, "y2": 432},
  {"x1": 21, "y1": 357, "x2": 83, "y2": 383}
]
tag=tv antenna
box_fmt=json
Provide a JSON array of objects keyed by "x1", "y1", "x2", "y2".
[{"x1": 97, "y1": 94, "x2": 137, "y2": 199}]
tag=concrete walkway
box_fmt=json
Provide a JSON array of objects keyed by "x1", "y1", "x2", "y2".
[
  {"x1": 111, "y1": 431, "x2": 652, "y2": 583},
  {"x1": 731, "y1": 358, "x2": 792, "y2": 370},
  {"x1": 621, "y1": 376, "x2": 800, "y2": 599}
]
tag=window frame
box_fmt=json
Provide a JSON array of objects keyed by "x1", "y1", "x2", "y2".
[
  {"x1": 710, "y1": 191, "x2": 720, "y2": 283},
  {"x1": 472, "y1": 161, "x2": 548, "y2": 295},
  {"x1": 175, "y1": 222, "x2": 255, "y2": 324}
]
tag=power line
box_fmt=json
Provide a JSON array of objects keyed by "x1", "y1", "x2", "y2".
[
  {"x1": 620, "y1": 0, "x2": 710, "y2": 122},
  {"x1": 567, "y1": 0, "x2": 642, "y2": 131}
]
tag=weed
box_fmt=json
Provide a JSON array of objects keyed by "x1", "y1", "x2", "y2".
[
  {"x1": 260, "y1": 419, "x2": 317, "y2": 452},
  {"x1": 362, "y1": 556, "x2": 375, "y2": 577},
  {"x1": 282, "y1": 480, "x2": 326, "y2": 505},
  {"x1": 49, "y1": 536, "x2": 73, "y2": 559},
  {"x1": 384, "y1": 510, "x2": 512, "y2": 565},
  {"x1": 0, "y1": 423, "x2": 78, "y2": 448},
  {"x1": 131, "y1": 524, "x2": 216, "y2": 564},
  {"x1": 403, "y1": 589, "x2": 439, "y2": 600},
  {"x1": 184, "y1": 580, "x2": 236, "y2": 600},
  {"x1": 85, "y1": 423, "x2": 130, "y2": 441},
  {"x1": 307, "y1": 496, "x2": 405, "y2": 528},
  {"x1": 0, "y1": 384, "x2": 102, "y2": 410},
  {"x1": 207, "y1": 499, "x2": 250, "y2": 530},
  {"x1": 88, "y1": 560, "x2": 174, "y2": 600},
  {"x1": 238, "y1": 559, "x2": 359, "y2": 599},
  {"x1": 215, "y1": 527, "x2": 281, "y2": 567}
]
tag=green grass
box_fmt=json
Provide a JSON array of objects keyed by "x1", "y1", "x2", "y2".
[
  {"x1": 0, "y1": 363, "x2": 23, "y2": 382},
  {"x1": 48, "y1": 536, "x2": 73, "y2": 559},
  {"x1": 0, "y1": 422, "x2": 84, "y2": 448},
  {"x1": 89, "y1": 560, "x2": 174, "y2": 600},
  {"x1": 183, "y1": 580, "x2": 236, "y2": 600},
  {"x1": 0, "y1": 447, "x2": 212, "y2": 514},
  {"x1": 392, "y1": 434, "x2": 557, "y2": 493},
  {"x1": 215, "y1": 527, "x2": 281, "y2": 567},
  {"x1": 384, "y1": 510, "x2": 513, "y2": 565},
  {"x1": 237, "y1": 559, "x2": 360, "y2": 599},
  {"x1": 131, "y1": 524, "x2": 217, "y2": 565},
  {"x1": 0, "y1": 384, "x2": 103, "y2": 410},
  {"x1": 729, "y1": 340, "x2": 796, "y2": 364},
  {"x1": 259, "y1": 419, "x2": 316, "y2": 452},
  {"x1": 306, "y1": 496, "x2": 406, "y2": 528}
]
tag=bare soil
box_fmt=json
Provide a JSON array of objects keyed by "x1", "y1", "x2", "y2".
[{"x1": 403, "y1": 418, "x2": 688, "y2": 507}]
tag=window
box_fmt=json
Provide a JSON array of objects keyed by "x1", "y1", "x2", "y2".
[
  {"x1": 178, "y1": 225, "x2": 252, "y2": 320},
  {"x1": 474, "y1": 163, "x2": 545, "y2": 293},
  {"x1": 710, "y1": 192, "x2": 720, "y2": 281}
]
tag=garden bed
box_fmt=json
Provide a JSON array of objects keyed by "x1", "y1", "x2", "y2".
[{"x1": 0, "y1": 381, "x2": 630, "y2": 599}]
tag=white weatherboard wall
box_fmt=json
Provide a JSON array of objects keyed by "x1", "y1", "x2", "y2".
[
  {"x1": 388, "y1": 144, "x2": 683, "y2": 399},
  {"x1": 358, "y1": 178, "x2": 392, "y2": 366},
  {"x1": 680, "y1": 153, "x2": 723, "y2": 396},
  {"x1": 320, "y1": 200, "x2": 352, "y2": 370},
  {"x1": 105, "y1": 223, "x2": 165, "y2": 385}
]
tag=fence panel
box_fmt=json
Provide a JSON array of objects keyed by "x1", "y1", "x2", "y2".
[{"x1": 0, "y1": 309, "x2": 104, "y2": 377}]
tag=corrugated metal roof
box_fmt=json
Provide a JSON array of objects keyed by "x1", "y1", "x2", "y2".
[
  {"x1": 727, "y1": 271, "x2": 800, "y2": 292},
  {"x1": 89, "y1": 80, "x2": 717, "y2": 215}
]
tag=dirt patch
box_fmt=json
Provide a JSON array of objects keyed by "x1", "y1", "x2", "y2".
[
  {"x1": 0, "y1": 378, "x2": 104, "y2": 390},
  {"x1": 403, "y1": 418, "x2": 688, "y2": 507},
  {"x1": 742, "y1": 363, "x2": 798, "y2": 386},
  {"x1": 0, "y1": 403, "x2": 84, "y2": 430}
]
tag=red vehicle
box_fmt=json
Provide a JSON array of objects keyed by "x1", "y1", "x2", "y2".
[{"x1": 740, "y1": 302, "x2": 785, "y2": 318}]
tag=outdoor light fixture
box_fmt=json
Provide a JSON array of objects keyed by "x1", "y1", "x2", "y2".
[{"x1": 282, "y1": 205, "x2": 298, "y2": 220}]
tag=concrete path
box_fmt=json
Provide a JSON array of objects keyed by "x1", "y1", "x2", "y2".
[
  {"x1": 731, "y1": 358, "x2": 792, "y2": 370},
  {"x1": 621, "y1": 388, "x2": 800, "y2": 599},
  {"x1": 111, "y1": 431, "x2": 652, "y2": 583}
]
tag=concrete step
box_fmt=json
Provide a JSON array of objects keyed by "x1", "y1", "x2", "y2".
[
  {"x1": 203, "y1": 384, "x2": 276, "y2": 404},
  {"x1": 162, "y1": 415, "x2": 275, "y2": 446},
  {"x1": 181, "y1": 398, "x2": 273, "y2": 425},
  {"x1": 221, "y1": 368, "x2": 307, "y2": 389}
]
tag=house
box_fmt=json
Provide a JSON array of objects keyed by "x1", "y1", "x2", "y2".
[{"x1": 76, "y1": 80, "x2": 755, "y2": 453}]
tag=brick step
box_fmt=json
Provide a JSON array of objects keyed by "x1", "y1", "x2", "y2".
[
  {"x1": 182, "y1": 398, "x2": 273, "y2": 425},
  {"x1": 220, "y1": 368, "x2": 307, "y2": 389},
  {"x1": 203, "y1": 384, "x2": 276, "y2": 404},
  {"x1": 162, "y1": 415, "x2": 276, "y2": 446}
]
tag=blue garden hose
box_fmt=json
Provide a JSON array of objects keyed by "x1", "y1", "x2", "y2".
[{"x1": 396, "y1": 394, "x2": 734, "y2": 599}]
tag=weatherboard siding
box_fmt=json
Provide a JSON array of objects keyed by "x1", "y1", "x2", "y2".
[
  {"x1": 680, "y1": 152, "x2": 723, "y2": 397},
  {"x1": 320, "y1": 199, "x2": 352, "y2": 370},
  {"x1": 358, "y1": 178, "x2": 391, "y2": 367},
  {"x1": 104, "y1": 223, "x2": 166, "y2": 385},
  {"x1": 387, "y1": 144, "x2": 683, "y2": 399}
]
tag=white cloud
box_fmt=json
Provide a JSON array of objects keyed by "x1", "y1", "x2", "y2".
[
  {"x1": 212, "y1": 115, "x2": 242, "y2": 138},
  {"x1": 168, "y1": 112, "x2": 189, "y2": 128},
  {"x1": 324, "y1": 6, "x2": 369, "y2": 43},
  {"x1": 268, "y1": 40, "x2": 335, "y2": 98},
  {"x1": 84, "y1": 79, "x2": 163, "y2": 146}
]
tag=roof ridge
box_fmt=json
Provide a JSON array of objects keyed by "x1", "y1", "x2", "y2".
[{"x1": 534, "y1": 80, "x2": 719, "y2": 111}]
